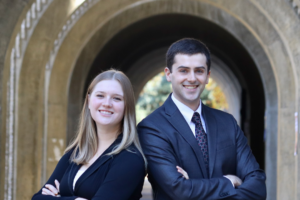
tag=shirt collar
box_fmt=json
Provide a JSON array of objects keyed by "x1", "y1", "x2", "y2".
[{"x1": 171, "y1": 94, "x2": 202, "y2": 125}]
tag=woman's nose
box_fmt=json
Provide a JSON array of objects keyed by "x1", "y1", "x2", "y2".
[{"x1": 102, "y1": 97, "x2": 112, "y2": 107}]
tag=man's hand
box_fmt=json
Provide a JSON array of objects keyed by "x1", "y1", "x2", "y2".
[
  {"x1": 224, "y1": 175, "x2": 243, "y2": 187},
  {"x1": 176, "y1": 166, "x2": 189, "y2": 179}
]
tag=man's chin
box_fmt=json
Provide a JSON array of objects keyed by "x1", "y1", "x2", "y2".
[
  {"x1": 183, "y1": 96, "x2": 201, "y2": 105},
  {"x1": 184, "y1": 93, "x2": 201, "y2": 100}
]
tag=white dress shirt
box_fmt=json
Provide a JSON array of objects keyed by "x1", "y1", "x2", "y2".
[
  {"x1": 171, "y1": 94, "x2": 235, "y2": 187},
  {"x1": 171, "y1": 94, "x2": 207, "y2": 135}
]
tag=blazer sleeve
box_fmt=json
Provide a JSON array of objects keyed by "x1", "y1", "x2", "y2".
[
  {"x1": 31, "y1": 150, "x2": 79, "y2": 200},
  {"x1": 227, "y1": 116, "x2": 267, "y2": 200},
  {"x1": 138, "y1": 121, "x2": 237, "y2": 200},
  {"x1": 90, "y1": 151, "x2": 146, "y2": 200}
]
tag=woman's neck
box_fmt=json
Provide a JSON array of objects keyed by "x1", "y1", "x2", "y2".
[{"x1": 96, "y1": 125, "x2": 120, "y2": 146}]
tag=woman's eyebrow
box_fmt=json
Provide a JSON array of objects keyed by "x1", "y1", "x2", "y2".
[{"x1": 94, "y1": 91, "x2": 124, "y2": 96}]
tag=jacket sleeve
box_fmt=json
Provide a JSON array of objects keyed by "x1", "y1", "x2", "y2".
[
  {"x1": 31, "y1": 150, "x2": 79, "y2": 200},
  {"x1": 90, "y1": 151, "x2": 146, "y2": 200},
  {"x1": 226, "y1": 116, "x2": 266, "y2": 200},
  {"x1": 138, "y1": 121, "x2": 237, "y2": 200}
]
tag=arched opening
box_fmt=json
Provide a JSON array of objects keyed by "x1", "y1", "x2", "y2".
[
  {"x1": 136, "y1": 72, "x2": 231, "y2": 124},
  {"x1": 63, "y1": 1, "x2": 280, "y2": 198},
  {"x1": 134, "y1": 55, "x2": 242, "y2": 125},
  {"x1": 6, "y1": 0, "x2": 299, "y2": 199},
  {"x1": 78, "y1": 14, "x2": 265, "y2": 169}
]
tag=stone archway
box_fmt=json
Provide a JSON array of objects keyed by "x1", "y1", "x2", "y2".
[
  {"x1": 66, "y1": 3, "x2": 280, "y2": 199},
  {"x1": 120, "y1": 48, "x2": 242, "y2": 126},
  {"x1": 2, "y1": 1, "x2": 300, "y2": 200},
  {"x1": 79, "y1": 9, "x2": 266, "y2": 180}
]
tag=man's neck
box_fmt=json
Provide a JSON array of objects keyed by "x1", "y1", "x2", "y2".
[{"x1": 172, "y1": 93, "x2": 200, "y2": 111}]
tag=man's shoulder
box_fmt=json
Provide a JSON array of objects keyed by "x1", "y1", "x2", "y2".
[
  {"x1": 139, "y1": 104, "x2": 166, "y2": 125},
  {"x1": 203, "y1": 104, "x2": 235, "y2": 122}
]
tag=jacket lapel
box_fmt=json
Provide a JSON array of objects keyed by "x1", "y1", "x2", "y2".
[
  {"x1": 202, "y1": 105, "x2": 217, "y2": 178},
  {"x1": 73, "y1": 135, "x2": 122, "y2": 191},
  {"x1": 74, "y1": 154, "x2": 112, "y2": 191},
  {"x1": 164, "y1": 95, "x2": 208, "y2": 179},
  {"x1": 68, "y1": 162, "x2": 81, "y2": 194}
]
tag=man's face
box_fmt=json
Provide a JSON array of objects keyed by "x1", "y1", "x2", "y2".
[{"x1": 165, "y1": 53, "x2": 210, "y2": 110}]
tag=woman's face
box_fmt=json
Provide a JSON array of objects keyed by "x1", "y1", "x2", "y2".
[{"x1": 88, "y1": 79, "x2": 125, "y2": 129}]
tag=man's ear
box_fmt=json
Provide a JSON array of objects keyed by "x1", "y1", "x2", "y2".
[
  {"x1": 205, "y1": 71, "x2": 211, "y2": 84},
  {"x1": 164, "y1": 67, "x2": 172, "y2": 82}
]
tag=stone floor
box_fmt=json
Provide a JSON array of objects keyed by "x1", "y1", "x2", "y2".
[{"x1": 141, "y1": 178, "x2": 153, "y2": 200}]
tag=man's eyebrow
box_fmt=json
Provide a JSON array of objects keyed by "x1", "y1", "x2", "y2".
[
  {"x1": 177, "y1": 66, "x2": 206, "y2": 69},
  {"x1": 194, "y1": 66, "x2": 206, "y2": 70},
  {"x1": 177, "y1": 66, "x2": 189, "y2": 69}
]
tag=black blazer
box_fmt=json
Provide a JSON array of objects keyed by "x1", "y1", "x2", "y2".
[
  {"x1": 32, "y1": 136, "x2": 146, "y2": 200},
  {"x1": 138, "y1": 95, "x2": 266, "y2": 200}
]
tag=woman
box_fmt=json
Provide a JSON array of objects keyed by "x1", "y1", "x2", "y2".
[{"x1": 32, "y1": 69, "x2": 146, "y2": 200}]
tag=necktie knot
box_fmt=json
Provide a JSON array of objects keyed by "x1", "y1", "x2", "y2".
[{"x1": 192, "y1": 112, "x2": 201, "y2": 124}]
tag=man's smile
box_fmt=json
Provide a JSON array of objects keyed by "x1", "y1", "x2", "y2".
[{"x1": 183, "y1": 85, "x2": 199, "y2": 89}]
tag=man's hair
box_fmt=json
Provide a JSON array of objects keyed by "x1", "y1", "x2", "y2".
[{"x1": 166, "y1": 38, "x2": 211, "y2": 73}]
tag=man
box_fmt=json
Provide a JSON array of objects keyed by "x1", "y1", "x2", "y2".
[{"x1": 137, "y1": 38, "x2": 266, "y2": 200}]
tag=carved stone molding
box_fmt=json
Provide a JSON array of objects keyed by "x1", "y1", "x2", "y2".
[
  {"x1": 46, "y1": 0, "x2": 100, "y2": 71},
  {"x1": 5, "y1": 1, "x2": 53, "y2": 200},
  {"x1": 42, "y1": 0, "x2": 100, "y2": 184},
  {"x1": 289, "y1": 0, "x2": 300, "y2": 18}
]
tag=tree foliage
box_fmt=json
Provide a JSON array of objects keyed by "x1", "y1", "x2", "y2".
[{"x1": 136, "y1": 72, "x2": 228, "y2": 123}]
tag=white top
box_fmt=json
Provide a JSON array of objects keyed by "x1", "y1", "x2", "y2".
[
  {"x1": 171, "y1": 94, "x2": 207, "y2": 135},
  {"x1": 73, "y1": 167, "x2": 86, "y2": 190}
]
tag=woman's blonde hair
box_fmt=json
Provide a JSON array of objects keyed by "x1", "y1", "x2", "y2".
[{"x1": 65, "y1": 69, "x2": 146, "y2": 166}]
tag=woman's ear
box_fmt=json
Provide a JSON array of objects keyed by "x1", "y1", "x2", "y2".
[{"x1": 87, "y1": 94, "x2": 91, "y2": 109}]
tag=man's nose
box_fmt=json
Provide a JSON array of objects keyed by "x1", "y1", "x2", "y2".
[{"x1": 187, "y1": 71, "x2": 196, "y2": 82}]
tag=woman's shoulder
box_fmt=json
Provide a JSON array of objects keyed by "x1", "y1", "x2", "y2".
[
  {"x1": 60, "y1": 147, "x2": 76, "y2": 163},
  {"x1": 115, "y1": 144, "x2": 144, "y2": 163},
  {"x1": 108, "y1": 145, "x2": 145, "y2": 175}
]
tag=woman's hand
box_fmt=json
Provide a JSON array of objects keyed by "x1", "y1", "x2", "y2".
[
  {"x1": 176, "y1": 166, "x2": 189, "y2": 179},
  {"x1": 42, "y1": 179, "x2": 60, "y2": 197},
  {"x1": 41, "y1": 180, "x2": 87, "y2": 200}
]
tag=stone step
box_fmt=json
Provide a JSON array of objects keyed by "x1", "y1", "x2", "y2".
[{"x1": 141, "y1": 178, "x2": 153, "y2": 200}]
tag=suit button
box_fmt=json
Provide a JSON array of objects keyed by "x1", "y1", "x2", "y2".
[{"x1": 219, "y1": 192, "x2": 229, "y2": 197}]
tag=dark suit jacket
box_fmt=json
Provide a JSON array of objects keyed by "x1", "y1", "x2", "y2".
[
  {"x1": 138, "y1": 95, "x2": 266, "y2": 200},
  {"x1": 32, "y1": 135, "x2": 145, "y2": 200}
]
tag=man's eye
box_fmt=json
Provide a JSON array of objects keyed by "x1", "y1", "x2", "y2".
[
  {"x1": 180, "y1": 70, "x2": 187, "y2": 73},
  {"x1": 196, "y1": 70, "x2": 204, "y2": 73}
]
